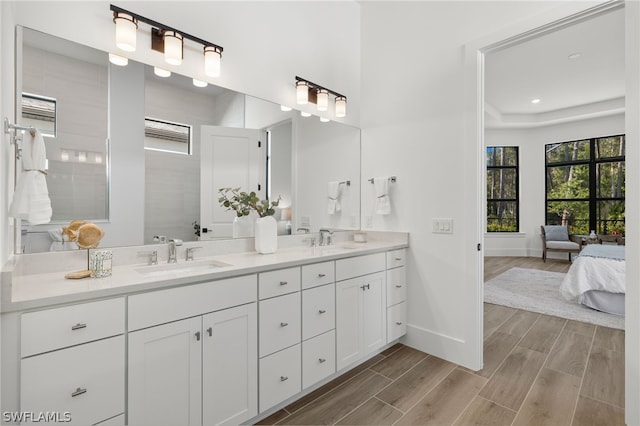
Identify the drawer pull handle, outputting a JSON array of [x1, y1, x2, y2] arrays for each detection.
[[395, 285, 403, 288], [318, 273, 326, 278], [195, 331, 201, 341], [280, 376, 289, 382], [206, 327, 213, 337], [318, 309, 327, 314], [280, 322, 289, 327], [71, 387, 87, 397], [280, 281, 288, 286], [318, 358, 326, 363], [396, 321, 403, 325], [360, 284, 370, 291], [71, 323, 87, 331], [395, 257, 402, 261]]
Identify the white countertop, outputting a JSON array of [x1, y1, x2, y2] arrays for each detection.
[[2, 237, 408, 313]]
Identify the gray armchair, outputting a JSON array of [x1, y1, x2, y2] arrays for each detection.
[[541, 225, 581, 262]]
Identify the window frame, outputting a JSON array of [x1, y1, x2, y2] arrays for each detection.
[[144, 117, 192, 155], [486, 146, 520, 233]]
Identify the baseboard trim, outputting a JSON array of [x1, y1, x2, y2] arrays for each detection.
[[403, 323, 481, 370]]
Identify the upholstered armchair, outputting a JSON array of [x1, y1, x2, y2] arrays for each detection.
[[540, 225, 581, 262]]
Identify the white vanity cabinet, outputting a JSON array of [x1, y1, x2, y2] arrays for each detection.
[[20, 298, 125, 426], [335, 253, 387, 370], [386, 249, 407, 342], [127, 275, 257, 426]]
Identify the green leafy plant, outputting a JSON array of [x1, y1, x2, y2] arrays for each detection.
[[218, 187, 281, 218]]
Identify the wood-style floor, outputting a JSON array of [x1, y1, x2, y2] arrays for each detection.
[[256, 257, 625, 426]]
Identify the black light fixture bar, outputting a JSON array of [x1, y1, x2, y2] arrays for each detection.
[[295, 76, 346, 100], [110, 4, 223, 53]]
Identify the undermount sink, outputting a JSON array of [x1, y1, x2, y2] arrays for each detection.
[[135, 259, 232, 277]]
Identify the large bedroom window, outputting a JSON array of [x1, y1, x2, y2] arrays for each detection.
[[545, 135, 625, 235], [487, 146, 519, 232]]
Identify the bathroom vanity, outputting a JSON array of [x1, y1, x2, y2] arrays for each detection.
[[0, 232, 408, 425]]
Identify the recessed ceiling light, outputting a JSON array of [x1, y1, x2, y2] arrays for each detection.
[[531, 98, 541, 104], [192, 78, 208, 88], [280, 105, 292, 112], [568, 52, 582, 60]]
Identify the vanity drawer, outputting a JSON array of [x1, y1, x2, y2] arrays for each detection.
[[21, 298, 125, 357], [386, 266, 407, 307], [302, 283, 335, 340], [259, 267, 301, 299], [259, 292, 301, 357], [21, 335, 125, 426], [387, 302, 407, 343], [386, 249, 406, 269], [335, 253, 385, 281], [128, 275, 256, 331], [259, 344, 301, 412], [302, 330, 336, 389], [302, 261, 335, 290]]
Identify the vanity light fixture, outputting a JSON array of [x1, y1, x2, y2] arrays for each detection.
[[110, 4, 224, 76], [109, 53, 128, 66], [154, 67, 171, 77], [295, 76, 347, 117], [193, 78, 208, 88], [113, 11, 138, 52]]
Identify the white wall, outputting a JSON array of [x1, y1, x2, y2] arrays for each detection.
[[484, 114, 625, 257]]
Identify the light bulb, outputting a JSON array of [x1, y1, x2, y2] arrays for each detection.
[[335, 96, 347, 117], [296, 81, 309, 105], [300, 111, 311, 117], [280, 105, 292, 112], [317, 89, 329, 111], [109, 53, 128, 66], [320, 116, 330, 123], [114, 12, 137, 52], [154, 67, 171, 77], [163, 31, 183, 66], [204, 46, 222, 77], [193, 78, 208, 88]]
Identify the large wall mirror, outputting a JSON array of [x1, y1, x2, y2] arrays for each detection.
[[16, 27, 361, 254]]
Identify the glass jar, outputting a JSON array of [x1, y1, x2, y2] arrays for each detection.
[[89, 249, 113, 278]]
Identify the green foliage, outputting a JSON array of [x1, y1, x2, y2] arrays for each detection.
[[217, 187, 281, 218]]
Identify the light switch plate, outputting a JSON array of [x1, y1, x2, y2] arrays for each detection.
[[432, 218, 453, 234]]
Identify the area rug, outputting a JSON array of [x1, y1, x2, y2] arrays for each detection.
[[485, 267, 624, 330]]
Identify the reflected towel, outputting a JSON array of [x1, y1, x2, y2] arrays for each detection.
[[9, 129, 52, 224], [374, 177, 391, 215], [48, 228, 77, 251], [328, 181, 341, 215]]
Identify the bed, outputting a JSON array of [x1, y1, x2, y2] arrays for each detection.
[[560, 244, 625, 316]]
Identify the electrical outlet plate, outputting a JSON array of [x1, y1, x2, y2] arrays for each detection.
[[432, 218, 453, 234]]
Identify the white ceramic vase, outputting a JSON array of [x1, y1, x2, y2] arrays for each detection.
[[255, 216, 277, 254], [233, 215, 254, 238]]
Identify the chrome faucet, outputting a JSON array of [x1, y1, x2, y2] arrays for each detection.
[[168, 239, 183, 263], [319, 229, 333, 246], [186, 246, 202, 261]]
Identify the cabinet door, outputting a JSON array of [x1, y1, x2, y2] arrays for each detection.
[[362, 272, 387, 354], [336, 277, 363, 370], [21, 336, 124, 426], [128, 317, 202, 426], [202, 303, 257, 426]]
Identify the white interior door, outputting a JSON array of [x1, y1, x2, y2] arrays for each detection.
[[200, 126, 265, 237]]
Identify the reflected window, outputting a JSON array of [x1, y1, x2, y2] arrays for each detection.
[[545, 135, 625, 235], [144, 117, 192, 155], [21, 92, 56, 137], [486, 146, 519, 232]]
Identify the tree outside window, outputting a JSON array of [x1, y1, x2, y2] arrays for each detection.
[[487, 146, 519, 232]]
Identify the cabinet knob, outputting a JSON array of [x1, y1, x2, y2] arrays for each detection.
[[318, 358, 326, 364], [280, 322, 289, 327], [195, 331, 201, 341], [318, 309, 327, 314], [71, 387, 87, 397], [396, 321, 403, 326], [206, 327, 213, 337], [395, 285, 402, 288], [280, 376, 289, 382], [318, 273, 326, 278], [279, 281, 288, 286], [395, 257, 402, 261], [71, 323, 87, 331]]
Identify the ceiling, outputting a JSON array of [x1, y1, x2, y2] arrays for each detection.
[[484, 7, 625, 129]]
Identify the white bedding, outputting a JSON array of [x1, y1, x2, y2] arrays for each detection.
[[560, 245, 625, 303]]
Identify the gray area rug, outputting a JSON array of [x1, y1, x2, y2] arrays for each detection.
[[485, 267, 624, 330]]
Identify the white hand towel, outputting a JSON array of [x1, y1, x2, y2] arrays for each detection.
[[327, 181, 341, 215], [9, 129, 52, 225], [374, 177, 391, 215]]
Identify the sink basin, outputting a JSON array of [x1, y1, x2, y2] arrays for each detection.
[[135, 259, 232, 277]]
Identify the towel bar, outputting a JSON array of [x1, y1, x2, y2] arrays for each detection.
[[368, 176, 397, 184]]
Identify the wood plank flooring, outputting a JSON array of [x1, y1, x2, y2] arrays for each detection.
[[256, 257, 624, 425]]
